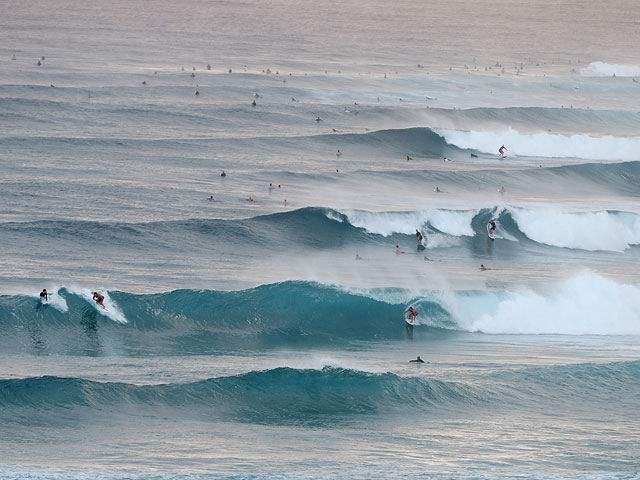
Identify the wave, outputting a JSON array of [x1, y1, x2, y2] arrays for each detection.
[[580, 61, 640, 77], [1, 274, 639, 342], [0, 368, 479, 423], [435, 127, 640, 161], [2, 204, 639, 254], [332, 206, 640, 252], [423, 106, 640, 136], [432, 273, 640, 335], [2, 360, 638, 422], [508, 207, 640, 252]]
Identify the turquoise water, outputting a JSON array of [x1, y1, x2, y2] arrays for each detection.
[[1, 0, 640, 478]]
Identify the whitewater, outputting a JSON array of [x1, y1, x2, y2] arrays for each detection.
[[1, 0, 640, 478]]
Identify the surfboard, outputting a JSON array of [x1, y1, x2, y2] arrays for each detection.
[[487, 224, 495, 240], [405, 314, 416, 326], [417, 243, 426, 251]]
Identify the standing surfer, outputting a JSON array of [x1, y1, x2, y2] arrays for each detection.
[[404, 306, 419, 323]]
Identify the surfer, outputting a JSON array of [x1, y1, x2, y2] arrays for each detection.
[[395, 245, 405, 254], [251, 100, 256, 106], [498, 186, 506, 194], [220, 170, 226, 177], [283, 199, 288, 206], [336, 150, 342, 158], [247, 196, 255, 202], [487, 219, 497, 235], [409, 355, 425, 363], [404, 306, 418, 323], [406, 155, 413, 161], [498, 145, 507, 157], [39, 289, 48, 302], [92, 292, 105, 308], [434, 187, 441, 193], [480, 264, 491, 271], [269, 183, 275, 190], [315, 116, 322, 122], [207, 196, 214, 201], [415, 229, 424, 245]]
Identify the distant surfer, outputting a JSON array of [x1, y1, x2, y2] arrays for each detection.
[[315, 116, 322, 122], [498, 145, 507, 157], [470, 153, 478, 158], [269, 183, 275, 190], [336, 149, 342, 158], [251, 99, 256, 106], [39, 289, 48, 302], [207, 195, 214, 201], [409, 355, 424, 363], [395, 245, 405, 254], [415, 229, 424, 245], [355, 254, 362, 260], [92, 292, 105, 309], [406, 155, 413, 161], [434, 187, 441, 193], [480, 264, 491, 271], [486, 219, 497, 235], [404, 306, 418, 323], [220, 170, 226, 177], [283, 199, 288, 206], [247, 196, 255, 202], [498, 186, 506, 194]]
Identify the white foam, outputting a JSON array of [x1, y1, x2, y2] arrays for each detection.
[[510, 207, 640, 252], [580, 61, 640, 77], [334, 209, 476, 237], [67, 288, 128, 324], [435, 127, 640, 161], [440, 273, 640, 335]]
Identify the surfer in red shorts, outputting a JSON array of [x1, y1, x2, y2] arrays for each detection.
[[92, 292, 105, 308]]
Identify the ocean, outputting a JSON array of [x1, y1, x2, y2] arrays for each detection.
[[1, 0, 640, 478]]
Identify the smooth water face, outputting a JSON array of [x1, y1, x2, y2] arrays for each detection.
[[1, 0, 640, 478]]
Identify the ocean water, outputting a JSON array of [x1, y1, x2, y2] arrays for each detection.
[[1, 0, 640, 478]]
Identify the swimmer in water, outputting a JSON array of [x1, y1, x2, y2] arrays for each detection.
[[336, 150, 342, 158], [395, 245, 405, 254], [220, 171, 226, 177], [247, 197, 255, 202], [207, 196, 214, 201], [409, 355, 424, 363]]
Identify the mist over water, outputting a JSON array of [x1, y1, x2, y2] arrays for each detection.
[[1, 0, 640, 478]]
